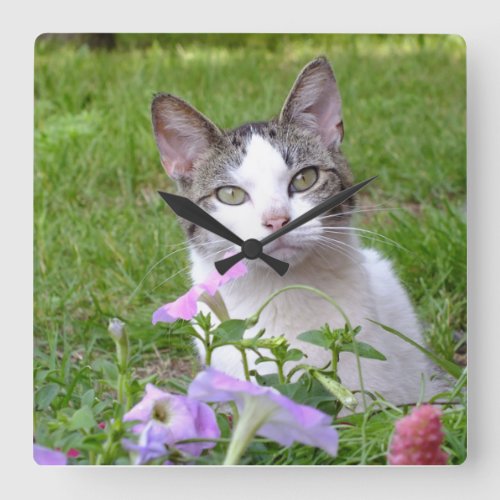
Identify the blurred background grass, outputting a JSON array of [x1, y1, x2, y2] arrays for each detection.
[[34, 33, 466, 378]]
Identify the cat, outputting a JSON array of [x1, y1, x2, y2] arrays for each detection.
[[151, 56, 445, 407]]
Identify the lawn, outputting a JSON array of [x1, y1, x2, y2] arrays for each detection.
[[34, 34, 466, 465]]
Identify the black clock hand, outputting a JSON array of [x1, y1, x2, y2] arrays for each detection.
[[158, 192, 289, 275], [159, 191, 244, 246], [261, 176, 377, 246], [214, 249, 289, 276], [215, 176, 377, 275]]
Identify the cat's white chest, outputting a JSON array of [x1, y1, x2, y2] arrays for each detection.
[[189, 245, 442, 405], [191, 247, 375, 373]]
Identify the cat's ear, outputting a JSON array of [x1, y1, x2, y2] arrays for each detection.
[[151, 94, 222, 179], [280, 57, 344, 149]]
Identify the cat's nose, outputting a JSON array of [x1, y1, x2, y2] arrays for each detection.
[[263, 216, 290, 232]]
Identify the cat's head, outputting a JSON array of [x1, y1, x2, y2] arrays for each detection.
[[151, 57, 354, 266]]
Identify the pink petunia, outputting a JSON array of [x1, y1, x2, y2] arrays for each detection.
[[388, 405, 449, 465], [152, 259, 247, 325]]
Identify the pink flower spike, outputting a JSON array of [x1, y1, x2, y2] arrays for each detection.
[[98, 421, 106, 430], [66, 448, 80, 458], [152, 259, 247, 325], [388, 405, 449, 465]]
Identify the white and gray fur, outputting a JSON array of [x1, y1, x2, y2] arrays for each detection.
[[151, 57, 446, 408]]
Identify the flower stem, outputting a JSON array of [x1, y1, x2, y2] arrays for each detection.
[[117, 373, 128, 409], [253, 285, 351, 328], [277, 362, 285, 385], [351, 336, 368, 412], [252, 284, 367, 410], [331, 347, 338, 375], [204, 328, 212, 366], [205, 342, 212, 366], [239, 348, 250, 381], [223, 399, 272, 465]]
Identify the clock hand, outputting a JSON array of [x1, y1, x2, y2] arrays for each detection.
[[158, 191, 244, 246], [214, 245, 289, 276], [261, 176, 377, 246], [158, 192, 289, 275], [214, 176, 377, 275]]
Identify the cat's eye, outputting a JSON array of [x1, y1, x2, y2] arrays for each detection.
[[216, 186, 247, 205], [290, 167, 319, 193]]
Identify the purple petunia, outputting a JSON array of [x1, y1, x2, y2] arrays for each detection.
[[188, 368, 339, 462], [122, 383, 220, 464], [152, 259, 247, 325], [33, 444, 67, 466]]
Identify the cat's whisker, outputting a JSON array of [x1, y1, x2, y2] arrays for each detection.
[[188, 238, 230, 252], [166, 234, 203, 248], [149, 264, 192, 293], [317, 206, 400, 221], [322, 226, 406, 250], [128, 244, 192, 301], [315, 234, 364, 255], [324, 230, 405, 251], [307, 224, 405, 250], [313, 238, 360, 266], [311, 244, 348, 268], [130, 238, 230, 300], [319, 230, 403, 251], [150, 244, 234, 293]]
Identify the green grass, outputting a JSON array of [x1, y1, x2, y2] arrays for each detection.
[[34, 34, 466, 465]]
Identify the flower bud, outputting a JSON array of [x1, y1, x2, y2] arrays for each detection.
[[108, 318, 125, 341]]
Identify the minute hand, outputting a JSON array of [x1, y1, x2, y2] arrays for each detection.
[[261, 176, 377, 246]]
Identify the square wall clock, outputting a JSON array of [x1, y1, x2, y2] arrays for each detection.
[[34, 34, 466, 466]]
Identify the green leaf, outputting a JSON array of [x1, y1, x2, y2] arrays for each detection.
[[285, 348, 304, 362], [212, 319, 247, 344], [297, 330, 331, 349], [35, 383, 60, 410], [81, 389, 95, 407], [92, 359, 118, 382], [242, 336, 287, 350], [341, 341, 386, 361], [215, 413, 232, 439], [311, 371, 358, 410], [274, 378, 339, 411], [369, 319, 462, 379], [69, 406, 97, 431], [254, 356, 276, 365], [251, 371, 280, 387]]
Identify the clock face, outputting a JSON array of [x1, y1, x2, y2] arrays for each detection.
[[34, 34, 466, 468]]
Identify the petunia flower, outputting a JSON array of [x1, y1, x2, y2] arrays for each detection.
[[33, 444, 67, 466], [188, 368, 339, 465], [388, 404, 448, 465], [122, 421, 169, 465], [122, 383, 220, 464], [152, 259, 247, 325]]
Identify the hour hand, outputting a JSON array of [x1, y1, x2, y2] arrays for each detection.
[[215, 248, 289, 276], [158, 192, 244, 246]]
